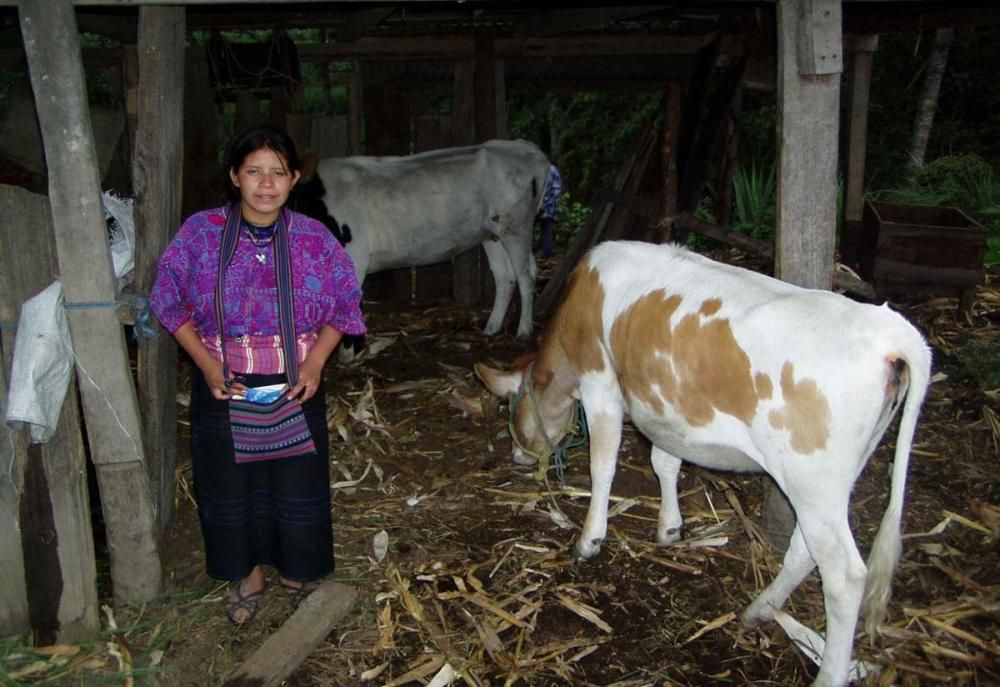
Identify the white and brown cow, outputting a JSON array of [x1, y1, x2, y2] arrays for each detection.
[[476, 241, 931, 687], [299, 139, 550, 342]]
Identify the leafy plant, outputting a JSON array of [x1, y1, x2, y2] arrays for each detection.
[[954, 339, 1000, 391], [731, 160, 776, 240]]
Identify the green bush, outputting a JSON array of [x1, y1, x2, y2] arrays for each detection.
[[954, 339, 1000, 391]]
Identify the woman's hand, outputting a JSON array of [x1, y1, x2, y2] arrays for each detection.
[[203, 359, 247, 400], [288, 357, 324, 402], [171, 322, 247, 400]]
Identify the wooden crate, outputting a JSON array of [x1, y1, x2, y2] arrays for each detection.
[[861, 200, 987, 313]]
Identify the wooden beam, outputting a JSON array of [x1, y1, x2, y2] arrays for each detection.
[[18, 0, 162, 605], [841, 34, 877, 270], [513, 5, 672, 38], [337, 5, 397, 43], [222, 580, 358, 687], [296, 34, 709, 62], [132, 5, 184, 534]]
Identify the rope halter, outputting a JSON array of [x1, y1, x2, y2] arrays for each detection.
[[507, 362, 587, 486]]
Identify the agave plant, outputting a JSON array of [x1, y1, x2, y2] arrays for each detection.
[[732, 160, 776, 240]]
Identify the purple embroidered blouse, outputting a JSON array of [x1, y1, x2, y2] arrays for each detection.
[[150, 206, 366, 347]]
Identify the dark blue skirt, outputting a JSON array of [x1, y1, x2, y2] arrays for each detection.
[[190, 370, 333, 582]]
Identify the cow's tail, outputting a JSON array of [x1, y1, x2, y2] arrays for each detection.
[[862, 327, 932, 642]]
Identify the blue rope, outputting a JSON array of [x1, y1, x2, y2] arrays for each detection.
[[63, 294, 160, 343]]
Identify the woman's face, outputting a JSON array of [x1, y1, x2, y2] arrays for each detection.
[[229, 146, 300, 225]]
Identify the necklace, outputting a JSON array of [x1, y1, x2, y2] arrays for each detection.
[[242, 219, 277, 263]]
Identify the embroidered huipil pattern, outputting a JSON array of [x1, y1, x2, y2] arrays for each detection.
[[150, 207, 366, 374]]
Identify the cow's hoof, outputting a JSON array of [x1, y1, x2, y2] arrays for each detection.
[[656, 526, 683, 546], [740, 601, 775, 627], [483, 323, 501, 337], [514, 328, 532, 341], [512, 449, 537, 466], [575, 538, 602, 559]]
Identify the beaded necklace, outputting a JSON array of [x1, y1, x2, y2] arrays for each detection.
[[242, 218, 277, 263]]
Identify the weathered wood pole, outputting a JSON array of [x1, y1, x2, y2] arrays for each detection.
[[769, 0, 843, 549], [133, 5, 184, 536], [18, 0, 162, 604], [841, 35, 878, 271]]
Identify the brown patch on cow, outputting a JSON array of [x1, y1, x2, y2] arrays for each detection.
[[755, 372, 773, 401], [610, 290, 681, 415], [699, 298, 723, 316], [671, 311, 758, 425], [544, 261, 606, 374], [767, 362, 831, 454], [609, 291, 757, 426]]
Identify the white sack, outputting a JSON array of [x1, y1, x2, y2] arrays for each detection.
[[103, 190, 135, 286], [5, 281, 73, 443]]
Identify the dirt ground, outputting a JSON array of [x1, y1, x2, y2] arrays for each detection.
[[17, 251, 997, 686]]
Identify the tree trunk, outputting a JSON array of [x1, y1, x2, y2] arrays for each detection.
[[907, 28, 954, 174]]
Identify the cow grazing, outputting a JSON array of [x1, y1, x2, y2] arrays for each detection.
[[295, 139, 550, 347], [475, 241, 931, 687]]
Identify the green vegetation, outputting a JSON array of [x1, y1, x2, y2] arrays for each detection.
[[954, 339, 1000, 391]]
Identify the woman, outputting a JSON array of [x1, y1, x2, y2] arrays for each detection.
[[151, 126, 365, 623]]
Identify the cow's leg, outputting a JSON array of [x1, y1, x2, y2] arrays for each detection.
[[742, 525, 815, 625], [481, 239, 517, 336], [650, 446, 684, 545], [576, 408, 624, 559], [490, 232, 536, 340], [799, 510, 867, 687], [752, 492, 865, 687]]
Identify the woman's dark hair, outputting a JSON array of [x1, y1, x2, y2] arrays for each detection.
[[224, 125, 301, 202]]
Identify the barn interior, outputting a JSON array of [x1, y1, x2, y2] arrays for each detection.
[[0, 1, 998, 685]]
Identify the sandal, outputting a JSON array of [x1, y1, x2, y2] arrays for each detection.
[[225, 580, 265, 624], [280, 579, 320, 609]]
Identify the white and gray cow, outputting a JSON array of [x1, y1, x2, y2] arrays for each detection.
[[296, 139, 550, 349]]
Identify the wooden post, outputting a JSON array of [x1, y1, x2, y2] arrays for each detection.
[[657, 83, 682, 243], [184, 45, 220, 216], [133, 5, 184, 535], [0, 185, 99, 643], [769, 0, 843, 549], [841, 35, 878, 271], [450, 59, 481, 309], [18, 0, 162, 605], [347, 60, 364, 156]]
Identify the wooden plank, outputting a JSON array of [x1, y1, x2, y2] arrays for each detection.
[[450, 58, 482, 309], [0, 184, 99, 642], [840, 35, 877, 270], [222, 580, 358, 687], [19, 0, 162, 605], [347, 61, 364, 156], [133, 5, 184, 535], [657, 82, 682, 243], [796, 0, 843, 75], [0, 336, 29, 637], [184, 46, 220, 216]]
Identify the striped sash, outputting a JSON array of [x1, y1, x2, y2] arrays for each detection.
[[216, 204, 317, 463]]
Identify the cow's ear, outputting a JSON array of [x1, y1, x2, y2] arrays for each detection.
[[474, 363, 521, 398], [300, 152, 320, 181]]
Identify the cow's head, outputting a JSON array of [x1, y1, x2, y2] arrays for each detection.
[[288, 152, 353, 246], [475, 357, 577, 468]]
